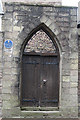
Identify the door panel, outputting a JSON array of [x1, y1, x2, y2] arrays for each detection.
[[21, 54, 59, 107], [40, 56, 59, 107], [22, 55, 40, 106]]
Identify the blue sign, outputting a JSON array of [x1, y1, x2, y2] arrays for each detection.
[[4, 40, 13, 49]]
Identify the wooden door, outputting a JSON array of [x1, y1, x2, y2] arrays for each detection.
[[21, 54, 59, 107], [21, 54, 40, 107], [40, 56, 59, 107]]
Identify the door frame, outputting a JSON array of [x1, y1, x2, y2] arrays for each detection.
[[20, 23, 60, 110], [20, 51, 60, 110]]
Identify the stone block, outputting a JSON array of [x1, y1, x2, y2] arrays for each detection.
[[4, 24, 13, 32], [14, 5, 23, 11], [2, 109, 13, 118], [71, 16, 77, 22], [12, 68, 18, 74], [12, 62, 18, 68], [4, 32, 13, 39], [63, 22, 70, 27], [70, 52, 78, 59], [12, 32, 20, 39], [43, 7, 53, 12], [20, 5, 31, 12], [4, 19, 12, 26], [44, 12, 56, 17], [60, 107, 72, 117], [20, 111, 61, 118], [2, 101, 12, 109], [70, 59, 78, 64], [13, 26, 23, 32], [13, 51, 19, 57], [62, 64, 70, 71], [59, 13, 69, 17], [0, 87, 2, 94], [70, 75, 78, 82], [4, 62, 12, 68], [70, 95, 78, 106], [28, 23, 35, 30], [7, 107, 20, 117], [70, 88, 78, 95], [61, 88, 70, 97], [3, 68, 12, 74], [70, 70, 78, 76], [2, 86, 11, 94], [45, 18, 52, 27], [0, 72, 2, 78], [70, 9, 77, 16], [6, 5, 14, 12], [3, 76, 11, 82], [61, 100, 71, 107], [40, 15, 47, 23], [49, 22, 56, 30], [61, 27, 70, 32], [62, 70, 70, 76], [2, 94, 11, 101], [62, 82, 70, 87], [3, 56, 13, 62], [70, 107, 78, 117], [2, 80, 12, 88], [63, 17, 69, 22], [62, 106, 78, 117], [61, 92, 70, 101], [2, 87, 11, 94], [58, 17, 64, 22], [70, 82, 78, 88], [70, 63, 78, 69], [54, 28, 61, 36], [3, 13, 13, 20], [70, 22, 77, 28], [4, 51, 12, 57]]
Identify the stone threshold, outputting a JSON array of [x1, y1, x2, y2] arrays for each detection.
[[21, 111, 59, 113], [1, 118, 79, 120], [21, 107, 58, 111]]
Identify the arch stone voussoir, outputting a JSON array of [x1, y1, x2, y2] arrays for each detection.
[[45, 18, 53, 27], [40, 15, 48, 23], [40, 15, 65, 52], [19, 15, 66, 55], [40, 15, 61, 36]]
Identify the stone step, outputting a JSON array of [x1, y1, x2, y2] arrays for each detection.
[[1, 118, 79, 120]]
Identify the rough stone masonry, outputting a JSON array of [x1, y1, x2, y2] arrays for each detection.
[[0, 1, 78, 118]]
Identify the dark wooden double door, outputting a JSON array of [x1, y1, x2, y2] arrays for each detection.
[[21, 54, 59, 107]]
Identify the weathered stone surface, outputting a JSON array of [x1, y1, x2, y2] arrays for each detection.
[[70, 82, 78, 88], [70, 63, 78, 69], [62, 76, 70, 82], [1, 2, 78, 119], [0, 33, 3, 117]]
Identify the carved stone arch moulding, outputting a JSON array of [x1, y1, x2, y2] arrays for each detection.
[[24, 29, 57, 54], [19, 16, 66, 56], [20, 23, 62, 57]]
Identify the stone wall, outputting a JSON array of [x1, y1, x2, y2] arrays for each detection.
[[78, 36, 80, 116], [2, 0, 62, 6], [77, 1, 80, 116], [1, 2, 78, 118], [0, 32, 4, 118]]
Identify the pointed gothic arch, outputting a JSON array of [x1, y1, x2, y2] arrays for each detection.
[[20, 23, 60, 108], [21, 23, 60, 55]]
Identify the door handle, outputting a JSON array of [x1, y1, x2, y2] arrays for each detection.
[[43, 79, 47, 83]]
